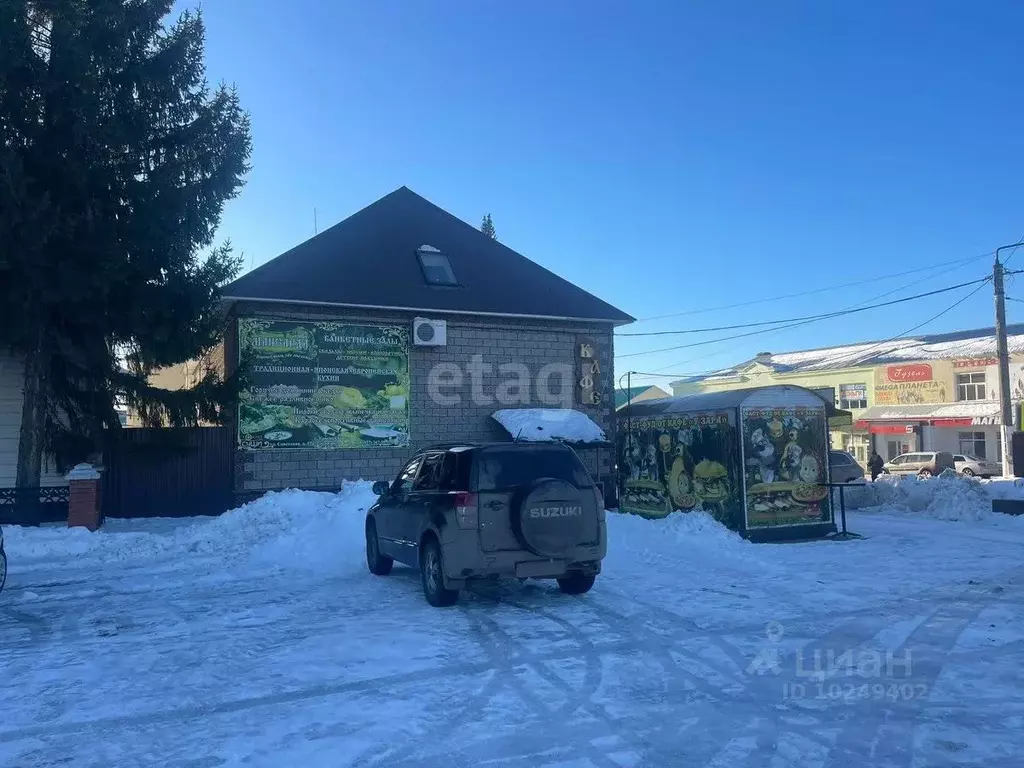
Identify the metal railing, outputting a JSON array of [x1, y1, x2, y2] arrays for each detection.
[[0, 486, 70, 526]]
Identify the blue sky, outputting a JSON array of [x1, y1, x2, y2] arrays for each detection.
[[187, 1, 1024, 386]]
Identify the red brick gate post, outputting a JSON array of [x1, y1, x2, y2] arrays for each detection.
[[67, 463, 102, 531]]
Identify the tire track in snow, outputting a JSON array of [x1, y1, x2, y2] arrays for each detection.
[[823, 565, 1024, 768]]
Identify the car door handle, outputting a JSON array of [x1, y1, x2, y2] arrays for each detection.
[[487, 500, 505, 510]]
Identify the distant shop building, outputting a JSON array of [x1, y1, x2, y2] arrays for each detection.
[[220, 187, 633, 498], [671, 325, 1024, 465]]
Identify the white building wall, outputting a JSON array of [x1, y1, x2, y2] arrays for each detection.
[[0, 352, 66, 487], [924, 424, 1001, 460]]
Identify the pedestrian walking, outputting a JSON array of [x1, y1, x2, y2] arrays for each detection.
[[869, 452, 884, 482]]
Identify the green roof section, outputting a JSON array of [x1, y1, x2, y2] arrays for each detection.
[[614, 385, 658, 409]]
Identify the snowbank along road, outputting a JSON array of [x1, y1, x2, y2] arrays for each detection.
[[1, 476, 1023, 767]]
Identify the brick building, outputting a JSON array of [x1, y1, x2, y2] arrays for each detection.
[[221, 187, 633, 497]]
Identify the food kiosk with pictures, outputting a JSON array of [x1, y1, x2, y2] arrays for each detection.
[[617, 385, 842, 542]]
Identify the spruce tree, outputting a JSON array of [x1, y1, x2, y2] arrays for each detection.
[[480, 213, 496, 240], [0, 1, 252, 486]]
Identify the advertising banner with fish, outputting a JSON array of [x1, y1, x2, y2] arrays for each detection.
[[617, 412, 742, 530], [740, 406, 831, 528], [237, 319, 410, 449]]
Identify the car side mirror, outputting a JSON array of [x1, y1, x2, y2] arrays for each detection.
[[372, 480, 390, 496]]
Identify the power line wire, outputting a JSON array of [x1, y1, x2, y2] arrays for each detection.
[[631, 251, 992, 323], [626, 258, 992, 376], [619, 237, 1021, 379], [617, 278, 988, 338], [626, 280, 992, 380], [820, 279, 992, 370], [1001, 241, 1024, 266], [616, 277, 988, 357]]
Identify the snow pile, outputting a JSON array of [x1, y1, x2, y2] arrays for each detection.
[[2, 524, 103, 560], [3, 482, 377, 571], [984, 477, 1024, 500], [845, 473, 998, 521], [608, 508, 760, 566], [246, 484, 375, 572], [491, 408, 606, 443]]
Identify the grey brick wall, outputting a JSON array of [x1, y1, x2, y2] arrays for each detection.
[[232, 302, 616, 494]]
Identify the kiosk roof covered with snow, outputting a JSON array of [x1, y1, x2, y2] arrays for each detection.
[[618, 385, 839, 542]]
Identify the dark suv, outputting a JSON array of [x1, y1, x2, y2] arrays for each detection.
[[365, 442, 606, 607]]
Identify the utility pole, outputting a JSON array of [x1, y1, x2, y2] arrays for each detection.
[[994, 242, 1024, 477]]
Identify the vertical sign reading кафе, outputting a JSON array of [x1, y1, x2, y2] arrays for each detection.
[[577, 339, 602, 406], [237, 319, 410, 449]]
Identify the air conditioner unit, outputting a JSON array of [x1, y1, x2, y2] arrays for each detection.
[[413, 317, 447, 347]]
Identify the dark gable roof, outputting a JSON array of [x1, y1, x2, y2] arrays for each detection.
[[223, 187, 634, 325]]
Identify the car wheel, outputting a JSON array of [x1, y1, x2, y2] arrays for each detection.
[[557, 572, 596, 595], [420, 537, 458, 607], [918, 469, 932, 478], [365, 519, 393, 576], [961, 468, 975, 477]]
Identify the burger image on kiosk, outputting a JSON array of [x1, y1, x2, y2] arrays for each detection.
[[747, 480, 827, 524], [621, 479, 672, 518], [693, 459, 729, 504]]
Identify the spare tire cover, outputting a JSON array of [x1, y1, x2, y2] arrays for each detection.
[[514, 478, 587, 558]]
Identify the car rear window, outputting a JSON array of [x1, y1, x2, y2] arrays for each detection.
[[829, 451, 852, 465], [475, 447, 592, 491]]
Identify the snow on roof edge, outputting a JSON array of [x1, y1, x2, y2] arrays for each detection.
[[672, 324, 1024, 384]]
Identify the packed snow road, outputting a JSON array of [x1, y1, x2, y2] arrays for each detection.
[[2, 478, 1023, 767]]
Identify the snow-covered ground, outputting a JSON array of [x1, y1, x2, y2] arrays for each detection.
[[2, 479, 1023, 767]]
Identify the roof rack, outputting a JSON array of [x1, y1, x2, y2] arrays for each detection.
[[418, 442, 480, 452]]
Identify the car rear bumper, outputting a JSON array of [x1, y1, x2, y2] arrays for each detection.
[[440, 524, 606, 585]]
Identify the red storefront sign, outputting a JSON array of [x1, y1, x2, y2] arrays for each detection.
[[857, 417, 999, 430], [857, 423, 916, 434], [930, 418, 974, 428], [886, 364, 933, 382], [953, 358, 997, 369]]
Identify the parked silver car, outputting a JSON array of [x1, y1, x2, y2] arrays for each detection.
[[882, 451, 955, 477], [829, 451, 865, 483], [953, 454, 1001, 478]]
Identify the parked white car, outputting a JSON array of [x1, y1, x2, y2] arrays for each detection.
[[953, 454, 1001, 478]]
